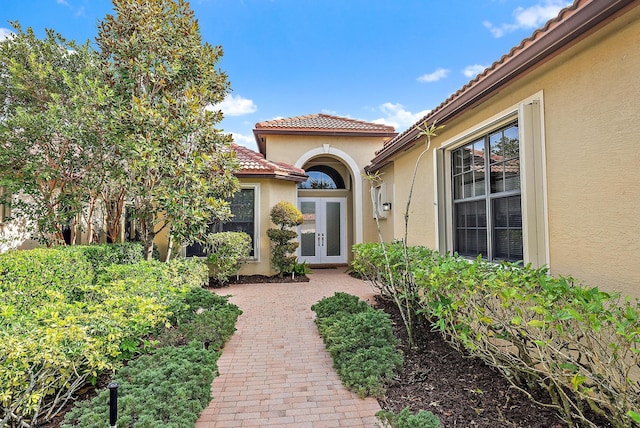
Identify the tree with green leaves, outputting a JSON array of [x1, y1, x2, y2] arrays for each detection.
[[267, 201, 303, 277], [0, 23, 118, 245], [97, 0, 239, 260]]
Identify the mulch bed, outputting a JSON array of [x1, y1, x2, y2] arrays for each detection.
[[374, 295, 569, 428], [208, 273, 310, 288]]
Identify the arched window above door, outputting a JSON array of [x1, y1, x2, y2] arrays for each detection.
[[298, 165, 345, 189]]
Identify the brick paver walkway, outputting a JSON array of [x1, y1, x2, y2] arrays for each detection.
[[195, 269, 382, 427]]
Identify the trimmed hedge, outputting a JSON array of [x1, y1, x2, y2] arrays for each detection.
[[312, 293, 403, 398], [376, 407, 441, 428], [352, 242, 640, 428], [0, 246, 208, 428]]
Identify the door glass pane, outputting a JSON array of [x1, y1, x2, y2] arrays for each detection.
[[325, 202, 341, 257], [300, 201, 316, 257]]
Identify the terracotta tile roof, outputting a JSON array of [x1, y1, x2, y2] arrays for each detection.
[[254, 113, 397, 154], [233, 143, 307, 182], [366, 0, 636, 172], [255, 113, 396, 134]]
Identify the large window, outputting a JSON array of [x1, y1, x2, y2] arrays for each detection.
[[186, 187, 257, 258], [452, 122, 522, 261], [298, 165, 345, 189]]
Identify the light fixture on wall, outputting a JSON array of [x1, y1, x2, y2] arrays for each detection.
[[382, 202, 392, 212]]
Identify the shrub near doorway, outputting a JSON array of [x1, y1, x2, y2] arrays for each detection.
[[267, 201, 303, 277]]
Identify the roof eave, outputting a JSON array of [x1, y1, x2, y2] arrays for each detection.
[[254, 128, 397, 155], [236, 171, 308, 183], [366, 0, 637, 173]]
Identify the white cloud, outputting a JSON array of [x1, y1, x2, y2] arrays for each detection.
[[372, 103, 431, 130], [0, 28, 14, 42], [57, 0, 70, 7], [230, 132, 256, 149], [210, 94, 257, 117], [417, 68, 450, 83], [484, 0, 571, 38], [463, 64, 488, 78]]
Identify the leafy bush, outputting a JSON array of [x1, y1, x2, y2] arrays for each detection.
[[376, 407, 441, 428], [352, 242, 439, 347], [267, 201, 303, 276], [160, 289, 242, 349], [61, 342, 219, 428], [203, 231, 252, 284], [172, 305, 242, 350], [63, 242, 144, 273], [312, 293, 403, 398], [61, 287, 241, 427], [353, 242, 640, 428], [168, 286, 233, 325], [0, 246, 95, 305], [0, 249, 209, 427]]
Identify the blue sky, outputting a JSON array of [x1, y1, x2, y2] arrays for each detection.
[[0, 0, 571, 151]]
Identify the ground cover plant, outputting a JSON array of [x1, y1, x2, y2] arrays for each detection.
[[61, 287, 241, 427], [0, 245, 211, 427], [353, 242, 640, 428], [311, 293, 410, 400], [376, 406, 441, 428]]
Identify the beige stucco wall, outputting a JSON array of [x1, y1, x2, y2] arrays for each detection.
[[370, 5, 640, 296], [263, 133, 390, 257], [235, 178, 299, 276]]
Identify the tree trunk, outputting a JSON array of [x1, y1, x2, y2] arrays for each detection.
[[165, 232, 173, 262]]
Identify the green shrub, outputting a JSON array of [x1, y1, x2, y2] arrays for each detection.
[[267, 201, 303, 276], [376, 407, 441, 428], [354, 242, 640, 428], [269, 200, 303, 227], [312, 293, 403, 398], [175, 305, 242, 350], [0, 246, 95, 305], [203, 231, 252, 284], [61, 342, 219, 428], [168, 286, 233, 325], [311, 291, 370, 323], [0, 250, 208, 427], [64, 242, 144, 272]]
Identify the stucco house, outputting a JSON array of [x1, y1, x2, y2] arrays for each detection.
[[3, 0, 637, 298], [225, 0, 639, 297], [361, 0, 639, 297]]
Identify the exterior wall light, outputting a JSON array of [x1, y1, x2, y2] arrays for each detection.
[[382, 202, 392, 212]]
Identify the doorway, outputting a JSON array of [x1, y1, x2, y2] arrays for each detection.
[[298, 197, 346, 264]]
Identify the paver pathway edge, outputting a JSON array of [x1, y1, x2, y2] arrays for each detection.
[[195, 269, 382, 427]]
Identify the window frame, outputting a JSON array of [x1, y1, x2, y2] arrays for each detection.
[[435, 94, 549, 267], [185, 184, 260, 261], [451, 121, 522, 262]]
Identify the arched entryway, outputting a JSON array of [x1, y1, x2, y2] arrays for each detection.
[[295, 148, 360, 265]]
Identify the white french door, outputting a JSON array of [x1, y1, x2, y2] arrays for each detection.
[[298, 197, 346, 264]]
